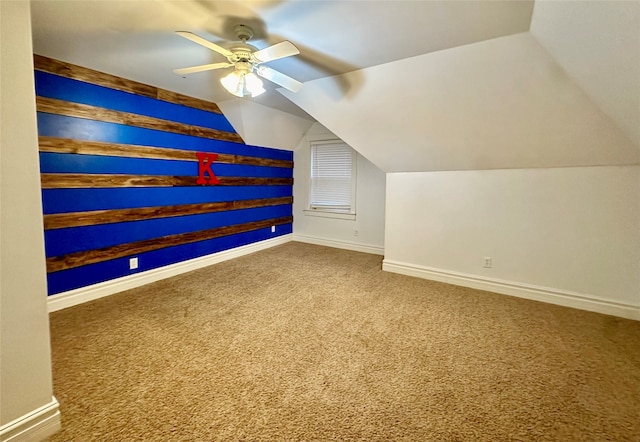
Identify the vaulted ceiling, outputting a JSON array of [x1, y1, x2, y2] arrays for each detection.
[[30, 1, 639, 171]]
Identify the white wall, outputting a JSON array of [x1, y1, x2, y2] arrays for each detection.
[[0, 1, 60, 439], [279, 2, 640, 319], [383, 166, 640, 319], [293, 123, 386, 254]]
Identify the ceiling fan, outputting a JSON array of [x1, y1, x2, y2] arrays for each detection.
[[174, 24, 303, 98]]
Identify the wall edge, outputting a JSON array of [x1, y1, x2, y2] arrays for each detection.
[[382, 259, 640, 320], [47, 234, 293, 312], [292, 234, 384, 256], [0, 397, 60, 442]]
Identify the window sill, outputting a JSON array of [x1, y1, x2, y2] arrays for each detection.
[[303, 209, 356, 221]]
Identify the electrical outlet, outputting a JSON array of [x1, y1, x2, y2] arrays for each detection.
[[354, 229, 359, 237], [483, 257, 492, 268], [129, 257, 139, 270], [271, 225, 276, 233]]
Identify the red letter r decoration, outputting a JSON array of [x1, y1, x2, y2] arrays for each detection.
[[196, 152, 219, 185]]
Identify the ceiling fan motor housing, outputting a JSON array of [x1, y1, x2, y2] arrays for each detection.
[[229, 25, 258, 63], [227, 43, 258, 63], [234, 24, 254, 42]]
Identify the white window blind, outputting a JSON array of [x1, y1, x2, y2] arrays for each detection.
[[309, 141, 355, 213]]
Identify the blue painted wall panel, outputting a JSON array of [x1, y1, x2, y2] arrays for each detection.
[[35, 71, 237, 133], [37, 59, 294, 296], [42, 186, 292, 214], [44, 204, 292, 256], [39, 152, 293, 177], [46, 225, 293, 295], [37, 113, 293, 161]]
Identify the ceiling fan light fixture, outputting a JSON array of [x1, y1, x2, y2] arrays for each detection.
[[220, 71, 243, 97], [245, 72, 266, 97], [176, 30, 301, 96], [220, 70, 265, 98]]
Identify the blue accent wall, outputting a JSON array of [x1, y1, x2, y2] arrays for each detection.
[[35, 59, 293, 295]]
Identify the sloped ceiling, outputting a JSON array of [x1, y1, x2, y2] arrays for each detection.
[[281, 32, 639, 172], [217, 99, 312, 150], [281, 2, 640, 172], [29, 1, 534, 121], [29, 1, 534, 139], [530, 1, 640, 148]]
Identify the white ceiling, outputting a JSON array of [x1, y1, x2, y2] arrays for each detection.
[[282, 32, 639, 172], [530, 0, 640, 150], [30, 0, 534, 121]]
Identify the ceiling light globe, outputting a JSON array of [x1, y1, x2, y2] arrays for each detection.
[[221, 72, 244, 97], [245, 72, 265, 97]]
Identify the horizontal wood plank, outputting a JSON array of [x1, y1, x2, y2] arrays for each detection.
[[41, 173, 293, 188], [155, 89, 222, 114], [234, 155, 293, 168], [44, 197, 293, 230], [39, 137, 293, 168], [34, 54, 223, 114], [36, 96, 244, 144], [46, 216, 293, 272]]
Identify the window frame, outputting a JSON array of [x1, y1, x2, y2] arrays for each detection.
[[304, 139, 357, 221]]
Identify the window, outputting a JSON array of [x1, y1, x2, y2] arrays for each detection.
[[308, 140, 356, 218]]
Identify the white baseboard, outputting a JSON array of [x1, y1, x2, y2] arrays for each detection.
[[48, 234, 293, 312], [292, 234, 384, 255], [0, 397, 60, 442], [382, 259, 640, 321]]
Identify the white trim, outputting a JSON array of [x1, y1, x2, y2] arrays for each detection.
[[0, 397, 60, 442], [48, 235, 293, 312], [292, 234, 384, 256], [382, 259, 640, 321], [302, 209, 356, 220]]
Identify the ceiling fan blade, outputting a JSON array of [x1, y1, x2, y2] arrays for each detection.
[[252, 41, 300, 63], [256, 66, 303, 93], [176, 31, 234, 58], [173, 62, 234, 75]]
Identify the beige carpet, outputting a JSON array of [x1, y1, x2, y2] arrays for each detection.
[[47, 242, 640, 441]]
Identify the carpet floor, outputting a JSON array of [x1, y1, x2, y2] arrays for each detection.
[[46, 242, 640, 441]]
